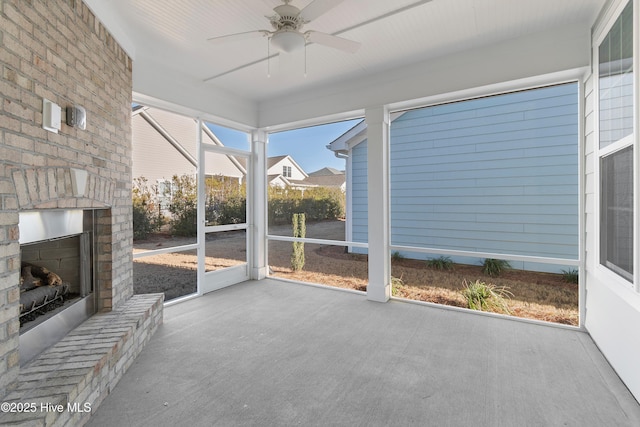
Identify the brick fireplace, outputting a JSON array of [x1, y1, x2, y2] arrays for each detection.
[[1, 0, 162, 415]]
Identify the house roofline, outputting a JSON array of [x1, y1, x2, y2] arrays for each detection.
[[269, 155, 309, 179], [328, 112, 405, 152]]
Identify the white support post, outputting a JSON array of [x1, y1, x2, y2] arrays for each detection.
[[251, 129, 269, 280], [196, 119, 205, 295], [366, 106, 391, 302]]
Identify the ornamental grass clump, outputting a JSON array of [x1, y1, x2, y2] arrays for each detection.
[[482, 258, 511, 277], [426, 256, 454, 271], [461, 279, 512, 314], [291, 213, 306, 272], [561, 268, 579, 284]]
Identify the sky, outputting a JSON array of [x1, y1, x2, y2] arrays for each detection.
[[207, 118, 362, 173]]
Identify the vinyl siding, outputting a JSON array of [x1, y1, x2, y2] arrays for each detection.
[[132, 115, 197, 182], [351, 83, 579, 271], [351, 141, 368, 249], [132, 108, 245, 184]]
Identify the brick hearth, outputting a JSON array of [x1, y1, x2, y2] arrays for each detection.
[[0, 294, 163, 426]]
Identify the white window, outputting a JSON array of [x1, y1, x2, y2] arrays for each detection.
[[156, 179, 175, 211], [283, 165, 292, 178], [597, 0, 635, 283]]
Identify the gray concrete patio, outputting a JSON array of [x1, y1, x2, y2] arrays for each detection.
[[87, 279, 640, 426]]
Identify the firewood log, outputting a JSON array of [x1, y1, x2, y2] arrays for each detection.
[[21, 263, 62, 286], [20, 265, 42, 292]]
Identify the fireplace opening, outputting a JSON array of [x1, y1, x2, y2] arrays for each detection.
[[19, 233, 91, 331], [18, 209, 102, 365]]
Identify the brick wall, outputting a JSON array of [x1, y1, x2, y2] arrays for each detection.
[[0, 0, 133, 397]]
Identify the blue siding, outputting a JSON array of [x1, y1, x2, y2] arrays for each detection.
[[351, 142, 368, 250], [351, 83, 579, 271]]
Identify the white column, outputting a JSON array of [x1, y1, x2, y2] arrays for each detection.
[[250, 129, 268, 280], [366, 106, 391, 302], [196, 119, 205, 295]]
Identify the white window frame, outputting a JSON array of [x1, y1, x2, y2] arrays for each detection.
[[156, 178, 176, 211], [593, 0, 638, 292]]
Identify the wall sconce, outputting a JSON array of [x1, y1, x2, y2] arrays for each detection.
[[66, 105, 86, 130]]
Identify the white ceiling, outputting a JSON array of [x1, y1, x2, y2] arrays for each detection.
[[85, 0, 607, 129]]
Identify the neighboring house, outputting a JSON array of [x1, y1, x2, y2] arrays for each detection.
[[329, 83, 579, 273], [132, 106, 247, 192], [266, 155, 309, 188], [133, 109, 341, 204], [306, 167, 347, 192]]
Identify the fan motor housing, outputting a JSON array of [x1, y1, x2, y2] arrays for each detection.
[[272, 3, 304, 30]]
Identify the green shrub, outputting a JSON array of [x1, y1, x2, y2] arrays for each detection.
[[461, 280, 512, 314], [268, 186, 345, 225], [482, 258, 511, 277], [217, 196, 246, 225], [426, 256, 454, 270], [291, 213, 306, 271], [205, 176, 246, 225], [132, 177, 162, 240], [391, 275, 404, 296], [391, 251, 405, 262], [168, 174, 198, 237], [132, 201, 154, 240], [561, 268, 579, 284]]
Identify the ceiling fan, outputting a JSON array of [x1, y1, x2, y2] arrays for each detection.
[[207, 0, 361, 54], [203, 0, 434, 82]]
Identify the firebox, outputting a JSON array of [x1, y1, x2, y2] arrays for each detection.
[[18, 209, 101, 365]]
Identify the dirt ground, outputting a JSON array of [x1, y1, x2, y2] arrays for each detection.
[[133, 220, 579, 325]]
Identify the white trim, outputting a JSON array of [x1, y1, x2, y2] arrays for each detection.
[[197, 119, 206, 296], [201, 264, 249, 294], [578, 77, 587, 327], [133, 244, 198, 259], [389, 245, 579, 267], [163, 292, 200, 307], [205, 223, 248, 233], [267, 234, 368, 248], [635, 0, 640, 292], [132, 91, 256, 133], [388, 68, 588, 114], [200, 142, 251, 159], [593, 0, 632, 46], [262, 110, 364, 133], [268, 277, 367, 296]]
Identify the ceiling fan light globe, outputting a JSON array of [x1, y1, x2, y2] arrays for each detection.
[[271, 30, 305, 53]]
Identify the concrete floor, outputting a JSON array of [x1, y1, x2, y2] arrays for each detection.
[[88, 279, 640, 426]]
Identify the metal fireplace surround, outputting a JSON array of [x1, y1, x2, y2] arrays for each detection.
[[18, 209, 99, 365]]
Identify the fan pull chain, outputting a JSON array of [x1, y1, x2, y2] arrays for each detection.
[[267, 37, 271, 78], [304, 42, 307, 77]]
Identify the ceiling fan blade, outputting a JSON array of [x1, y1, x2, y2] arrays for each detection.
[[305, 31, 361, 53], [299, 0, 344, 22], [207, 30, 270, 44]]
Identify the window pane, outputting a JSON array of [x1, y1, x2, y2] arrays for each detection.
[[600, 146, 634, 280], [599, 1, 634, 148]]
